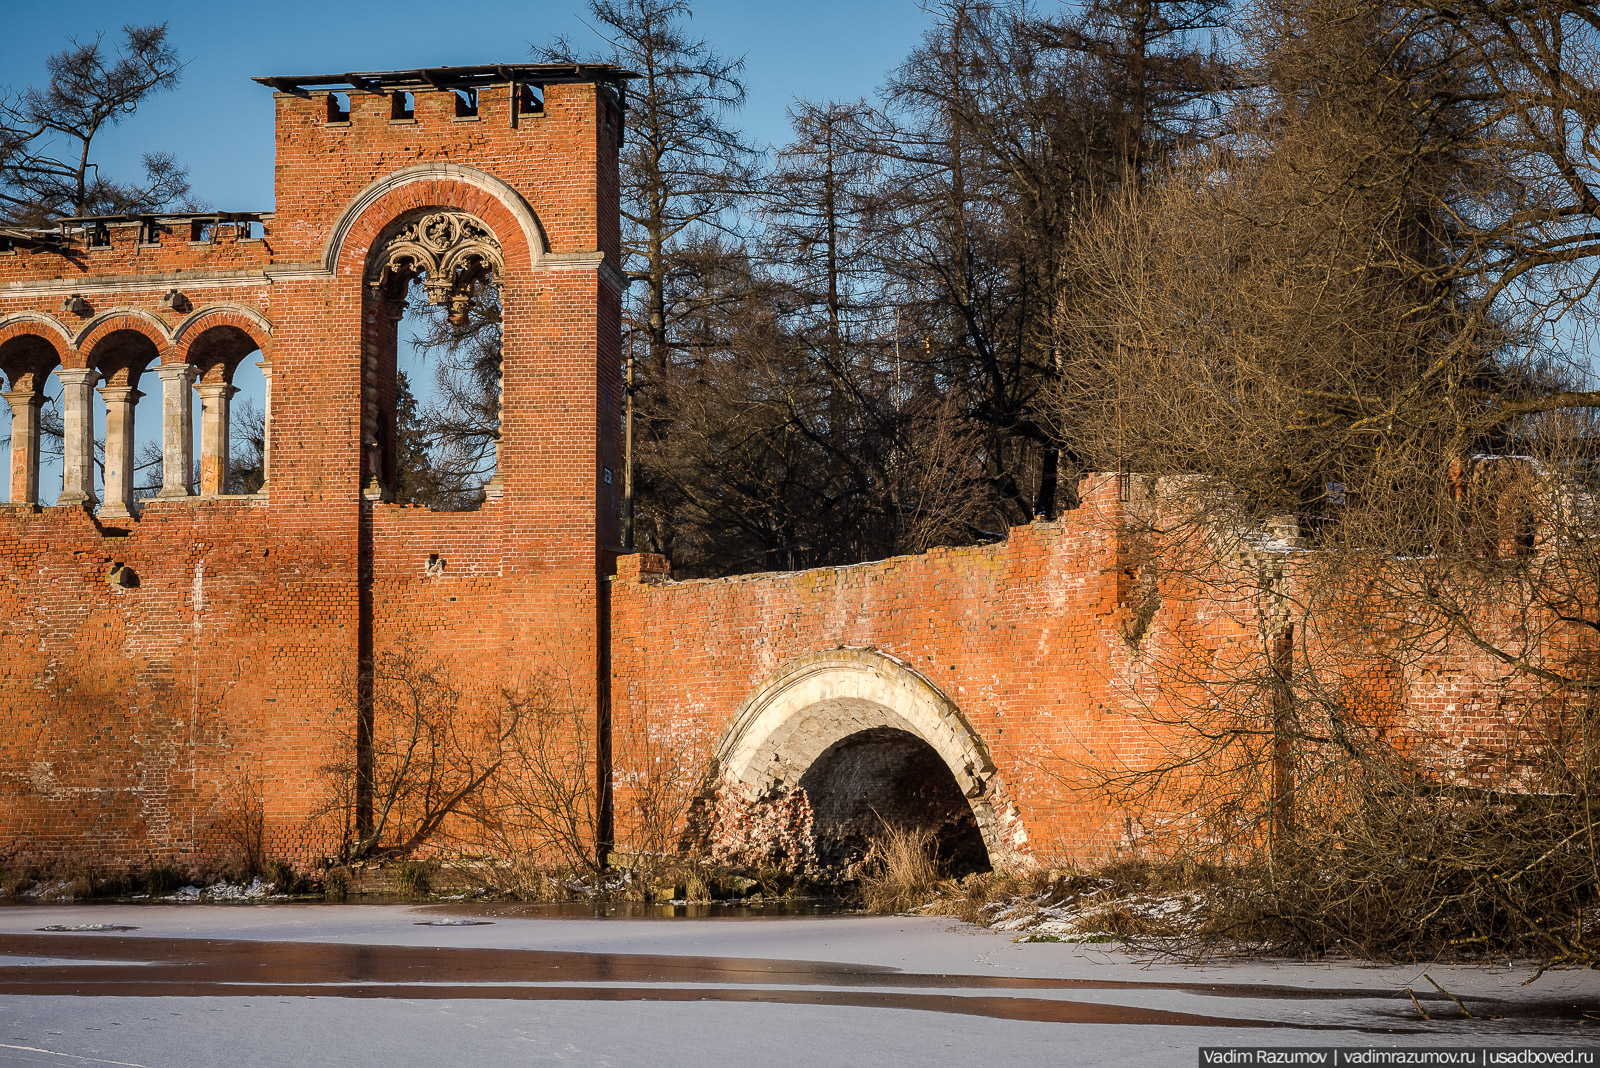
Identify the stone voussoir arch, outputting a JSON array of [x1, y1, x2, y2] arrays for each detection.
[[171, 303, 274, 366], [716, 646, 1021, 866], [325, 162, 549, 279]]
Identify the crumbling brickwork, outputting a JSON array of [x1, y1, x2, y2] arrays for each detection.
[[0, 65, 1575, 877]]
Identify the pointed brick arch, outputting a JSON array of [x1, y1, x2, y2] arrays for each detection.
[[717, 648, 1024, 866]]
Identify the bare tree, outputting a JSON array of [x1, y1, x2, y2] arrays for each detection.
[[541, 0, 758, 377], [620, 0, 1230, 575], [0, 23, 190, 225], [1048, 0, 1600, 964], [854, 0, 1226, 524]]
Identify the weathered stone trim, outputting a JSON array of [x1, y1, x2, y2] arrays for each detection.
[[2, 271, 277, 297], [321, 162, 550, 274], [0, 311, 74, 351], [72, 306, 175, 351], [716, 647, 1018, 867], [536, 250, 627, 294]]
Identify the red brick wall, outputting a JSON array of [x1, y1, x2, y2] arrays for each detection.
[[1, 72, 1575, 876], [0, 78, 621, 872], [608, 478, 1153, 863], [607, 474, 1588, 866]]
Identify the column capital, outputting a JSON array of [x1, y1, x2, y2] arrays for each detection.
[[96, 385, 145, 404], [54, 366, 98, 387], [195, 381, 240, 399], [2, 388, 43, 412], [156, 362, 198, 384]]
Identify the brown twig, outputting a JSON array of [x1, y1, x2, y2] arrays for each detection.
[[1422, 973, 1473, 1018]]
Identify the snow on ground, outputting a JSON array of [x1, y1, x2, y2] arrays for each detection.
[[0, 904, 1595, 1067], [165, 878, 276, 903], [0, 995, 1256, 1068]]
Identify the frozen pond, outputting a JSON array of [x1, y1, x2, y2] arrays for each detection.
[[0, 904, 1595, 1066]]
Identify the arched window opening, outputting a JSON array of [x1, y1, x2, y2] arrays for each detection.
[[365, 210, 503, 510], [0, 335, 60, 506], [83, 329, 161, 519], [183, 325, 265, 496]]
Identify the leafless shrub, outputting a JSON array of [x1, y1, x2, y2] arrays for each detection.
[[313, 638, 719, 898], [1043, 0, 1600, 966], [456, 669, 605, 885], [211, 768, 266, 876], [860, 825, 942, 913], [314, 641, 514, 862]]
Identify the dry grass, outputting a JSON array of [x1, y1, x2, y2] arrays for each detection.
[[322, 867, 349, 899], [922, 861, 1209, 940], [860, 826, 943, 913], [393, 860, 433, 898]]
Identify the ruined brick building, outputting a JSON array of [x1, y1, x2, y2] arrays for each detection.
[[0, 66, 1533, 875]]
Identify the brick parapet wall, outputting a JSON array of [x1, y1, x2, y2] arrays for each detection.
[[0, 229, 273, 290]]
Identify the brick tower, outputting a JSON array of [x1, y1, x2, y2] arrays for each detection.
[[0, 65, 630, 867]]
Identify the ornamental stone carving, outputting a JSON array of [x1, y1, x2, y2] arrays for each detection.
[[367, 211, 503, 323]]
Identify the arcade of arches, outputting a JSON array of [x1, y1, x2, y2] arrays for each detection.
[[0, 317, 266, 511]]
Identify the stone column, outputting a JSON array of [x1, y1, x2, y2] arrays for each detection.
[[97, 384, 142, 519], [196, 381, 237, 495], [255, 357, 272, 492], [54, 368, 98, 507], [3, 387, 42, 505], [155, 363, 196, 498]]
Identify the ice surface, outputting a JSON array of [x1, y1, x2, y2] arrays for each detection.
[[0, 904, 1594, 1067]]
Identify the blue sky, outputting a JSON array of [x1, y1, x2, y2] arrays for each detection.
[[0, 1, 940, 501], [0, 0, 938, 214]]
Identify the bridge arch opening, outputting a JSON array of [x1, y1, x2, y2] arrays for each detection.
[[715, 649, 1017, 874], [799, 727, 991, 873]]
